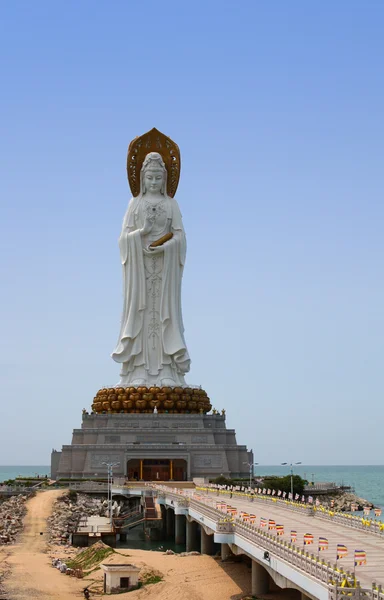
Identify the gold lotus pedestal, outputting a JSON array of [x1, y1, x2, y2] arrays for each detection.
[[91, 386, 211, 415]]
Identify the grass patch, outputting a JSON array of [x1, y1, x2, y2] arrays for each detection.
[[141, 574, 163, 585], [66, 541, 114, 571]]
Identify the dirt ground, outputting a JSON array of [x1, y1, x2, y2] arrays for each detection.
[[0, 490, 254, 600]]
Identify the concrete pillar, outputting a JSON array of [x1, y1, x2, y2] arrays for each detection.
[[301, 593, 310, 600], [149, 527, 161, 541], [200, 528, 214, 555], [252, 560, 269, 596], [186, 519, 199, 552], [221, 543, 233, 560], [175, 514, 186, 545], [166, 508, 175, 537]]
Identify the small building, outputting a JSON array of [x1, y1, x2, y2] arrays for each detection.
[[101, 563, 141, 594]]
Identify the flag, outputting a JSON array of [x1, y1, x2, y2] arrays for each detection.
[[258, 488, 262, 494], [337, 544, 348, 559], [283, 491, 287, 498], [260, 517, 267, 527], [268, 519, 276, 530], [374, 508, 382, 517], [291, 530, 297, 542], [308, 496, 313, 504], [276, 524, 284, 535], [363, 506, 371, 515], [249, 514, 256, 523], [301, 495, 305, 502], [295, 493, 299, 500], [330, 499, 335, 508], [267, 489, 271, 495], [315, 498, 320, 506], [304, 533, 314, 545], [272, 489, 276, 496], [318, 537, 328, 551], [263, 488, 266, 494], [351, 502, 358, 512], [277, 490, 282, 497], [288, 492, 293, 500], [354, 550, 366, 566]]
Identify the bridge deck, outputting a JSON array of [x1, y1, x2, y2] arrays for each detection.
[[185, 491, 384, 588]]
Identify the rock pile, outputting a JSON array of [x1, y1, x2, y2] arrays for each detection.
[[0, 494, 28, 544], [47, 492, 129, 542], [318, 491, 373, 512]]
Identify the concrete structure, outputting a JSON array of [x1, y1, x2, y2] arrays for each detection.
[[51, 412, 252, 480], [101, 563, 140, 594], [71, 515, 116, 547], [153, 486, 384, 600]]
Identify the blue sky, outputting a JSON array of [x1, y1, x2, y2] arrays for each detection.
[[1, 1, 383, 465]]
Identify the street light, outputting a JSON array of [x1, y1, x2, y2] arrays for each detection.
[[102, 461, 120, 526], [281, 462, 302, 498], [243, 462, 259, 488]]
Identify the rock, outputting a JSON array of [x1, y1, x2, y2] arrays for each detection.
[[315, 491, 373, 512], [46, 492, 133, 541], [0, 494, 28, 545]]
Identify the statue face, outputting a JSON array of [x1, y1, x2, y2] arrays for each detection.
[[144, 168, 164, 194]]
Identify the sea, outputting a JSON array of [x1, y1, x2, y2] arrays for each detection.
[[1, 465, 383, 508]]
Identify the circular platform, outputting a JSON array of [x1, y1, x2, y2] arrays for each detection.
[[91, 386, 212, 414]]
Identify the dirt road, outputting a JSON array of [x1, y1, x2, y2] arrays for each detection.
[[3, 490, 89, 599]]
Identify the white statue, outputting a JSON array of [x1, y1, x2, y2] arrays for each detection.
[[112, 148, 190, 386]]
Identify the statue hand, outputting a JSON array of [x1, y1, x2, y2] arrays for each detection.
[[140, 216, 155, 236], [143, 245, 164, 256]]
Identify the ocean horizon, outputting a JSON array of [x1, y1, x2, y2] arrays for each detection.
[[1, 464, 383, 508]]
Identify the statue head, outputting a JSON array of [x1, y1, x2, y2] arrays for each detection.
[[140, 152, 167, 196]]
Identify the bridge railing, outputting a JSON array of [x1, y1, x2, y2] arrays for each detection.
[[329, 584, 384, 600], [314, 510, 384, 537], [155, 487, 354, 587]]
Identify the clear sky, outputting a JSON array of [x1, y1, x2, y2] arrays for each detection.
[[1, 1, 383, 466]]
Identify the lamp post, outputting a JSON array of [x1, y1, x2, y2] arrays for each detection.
[[102, 461, 120, 526], [281, 462, 301, 498], [243, 462, 259, 488]]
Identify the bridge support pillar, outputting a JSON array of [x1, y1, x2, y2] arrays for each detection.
[[175, 514, 186, 545], [166, 508, 175, 538], [221, 543, 233, 560], [186, 520, 199, 552], [301, 593, 310, 600], [201, 528, 214, 555], [149, 527, 161, 541], [252, 560, 269, 596]]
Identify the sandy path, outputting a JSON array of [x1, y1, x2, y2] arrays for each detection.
[[3, 490, 88, 599], [1, 490, 254, 600]]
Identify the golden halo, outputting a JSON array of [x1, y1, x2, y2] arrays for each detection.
[[127, 128, 181, 198]]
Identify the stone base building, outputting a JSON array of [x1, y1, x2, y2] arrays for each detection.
[[51, 412, 252, 481]]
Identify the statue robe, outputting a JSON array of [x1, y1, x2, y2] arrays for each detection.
[[111, 194, 190, 385]]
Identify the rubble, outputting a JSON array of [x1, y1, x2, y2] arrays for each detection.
[[46, 492, 129, 542], [0, 494, 28, 544], [317, 491, 373, 512]]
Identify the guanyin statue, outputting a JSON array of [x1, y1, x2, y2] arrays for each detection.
[[111, 129, 191, 387]]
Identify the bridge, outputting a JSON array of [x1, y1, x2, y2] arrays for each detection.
[[132, 484, 384, 600]]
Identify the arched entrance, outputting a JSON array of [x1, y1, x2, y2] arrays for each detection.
[[127, 459, 187, 481]]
